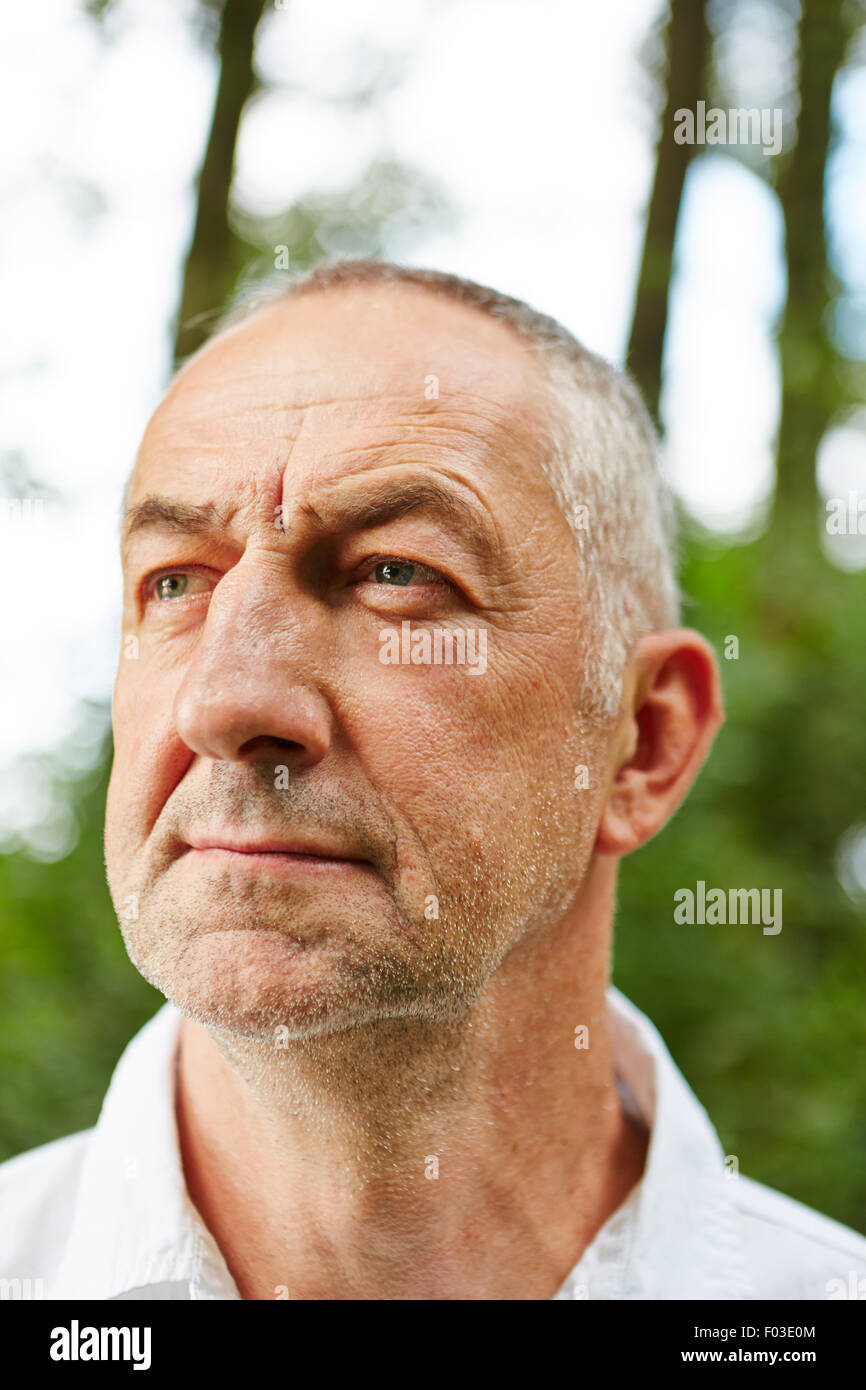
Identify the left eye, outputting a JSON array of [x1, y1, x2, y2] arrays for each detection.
[[372, 560, 442, 586], [151, 572, 212, 601]]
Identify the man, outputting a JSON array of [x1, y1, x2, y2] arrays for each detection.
[[2, 260, 864, 1300]]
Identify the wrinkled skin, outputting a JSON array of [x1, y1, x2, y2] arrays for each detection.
[[107, 285, 613, 1039], [104, 282, 721, 1299]]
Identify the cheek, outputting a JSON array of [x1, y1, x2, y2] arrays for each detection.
[[106, 667, 191, 868], [105, 665, 137, 865], [346, 653, 597, 876]]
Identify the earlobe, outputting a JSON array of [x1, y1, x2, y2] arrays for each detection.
[[594, 630, 723, 859]]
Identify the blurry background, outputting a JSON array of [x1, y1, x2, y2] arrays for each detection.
[[1, 0, 865, 1226]]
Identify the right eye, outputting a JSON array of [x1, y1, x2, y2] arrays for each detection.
[[146, 571, 214, 603], [370, 559, 445, 587]]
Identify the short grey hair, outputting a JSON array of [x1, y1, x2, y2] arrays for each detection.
[[215, 258, 680, 721]]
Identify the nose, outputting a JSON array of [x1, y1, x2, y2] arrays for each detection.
[[173, 562, 331, 768]]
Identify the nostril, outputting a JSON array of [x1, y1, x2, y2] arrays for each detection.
[[237, 735, 305, 758]]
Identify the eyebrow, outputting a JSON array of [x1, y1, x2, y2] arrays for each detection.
[[121, 497, 234, 553], [121, 474, 501, 567], [306, 475, 499, 563]]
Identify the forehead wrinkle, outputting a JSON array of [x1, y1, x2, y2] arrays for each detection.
[[158, 343, 539, 444], [164, 377, 436, 420], [385, 386, 547, 465], [295, 385, 543, 463], [294, 460, 510, 575], [297, 415, 543, 504], [144, 391, 433, 466], [135, 355, 551, 545], [274, 386, 553, 561]]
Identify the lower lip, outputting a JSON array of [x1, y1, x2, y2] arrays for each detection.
[[188, 848, 370, 877]]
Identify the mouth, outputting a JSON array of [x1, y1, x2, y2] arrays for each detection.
[[183, 835, 373, 877]]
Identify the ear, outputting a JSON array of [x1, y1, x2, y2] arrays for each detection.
[[595, 629, 723, 857]]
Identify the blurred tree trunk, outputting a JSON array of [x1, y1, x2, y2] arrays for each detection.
[[627, 0, 710, 422], [766, 0, 852, 573], [173, 0, 269, 365]]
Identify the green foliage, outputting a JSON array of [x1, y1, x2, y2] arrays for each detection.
[[3, 0, 861, 1246], [2, 521, 864, 1233], [615, 524, 866, 1229], [0, 731, 161, 1159]]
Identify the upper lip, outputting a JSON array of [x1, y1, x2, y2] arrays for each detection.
[[186, 833, 367, 861]]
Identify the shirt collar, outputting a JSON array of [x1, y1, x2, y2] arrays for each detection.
[[52, 1002, 239, 1300], [555, 986, 755, 1299], [53, 988, 753, 1300]]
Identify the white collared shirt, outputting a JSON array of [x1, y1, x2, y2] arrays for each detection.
[[2, 987, 864, 1300]]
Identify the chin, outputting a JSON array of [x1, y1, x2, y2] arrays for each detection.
[[145, 927, 430, 1043]]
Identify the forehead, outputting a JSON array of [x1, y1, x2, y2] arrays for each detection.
[[131, 284, 556, 506]]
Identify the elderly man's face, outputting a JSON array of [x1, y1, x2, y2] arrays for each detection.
[[106, 285, 613, 1038]]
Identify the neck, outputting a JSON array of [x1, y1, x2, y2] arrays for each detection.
[[175, 860, 647, 1300]]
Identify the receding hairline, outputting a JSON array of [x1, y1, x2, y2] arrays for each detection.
[[122, 258, 678, 724], [204, 259, 660, 489], [184, 268, 568, 418], [123, 263, 576, 525], [212, 258, 616, 383]]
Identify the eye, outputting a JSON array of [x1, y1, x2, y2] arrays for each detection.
[[371, 559, 444, 587], [147, 571, 213, 602]]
